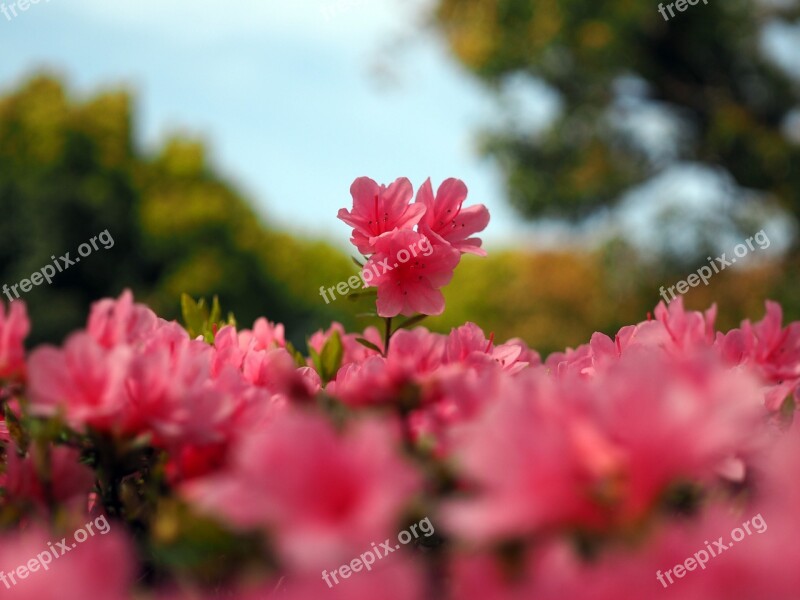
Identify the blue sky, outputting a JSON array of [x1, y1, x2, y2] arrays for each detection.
[[0, 0, 796, 256], [0, 0, 560, 249]]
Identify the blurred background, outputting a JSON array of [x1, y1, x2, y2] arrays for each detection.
[[1, 0, 799, 355]]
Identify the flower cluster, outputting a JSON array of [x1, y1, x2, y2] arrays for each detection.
[[1, 178, 799, 599], [337, 177, 489, 317]]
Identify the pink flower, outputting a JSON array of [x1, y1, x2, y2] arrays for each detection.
[[308, 323, 383, 367], [654, 297, 717, 351], [337, 177, 426, 255], [192, 559, 426, 600], [278, 559, 426, 600], [326, 355, 395, 406], [164, 440, 230, 484], [0, 524, 134, 600], [364, 230, 460, 317], [0, 300, 29, 380], [86, 289, 159, 349], [406, 366, 504, 456], [385, 327, 446, 380], [214, 324, 319, 400], [238, 317, 286, 351], [716, 301, 800, 410], [182, 410, 421, 570], [327, 328, 447, 407], [443, 372, 621, 543], [212, 324, 249, 374], [545, 342, 594, 378], [124, 335, 224, 444], [1, 446, 95, 513], [445, 322, 530, 374], [448, 545, 572, 600], [546, 299, 716, 378], [586, 355, 764, 519], [414, 178, 490, 255], [27, 333, 133, 432], [242, 346, 321, 398], [443, 353, 764, 544]]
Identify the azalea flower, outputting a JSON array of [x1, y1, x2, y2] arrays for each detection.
[[182, 410, 421, 570], [337, 177, 426, 255], [0, 525, 133, 600], [414, 178, 490, 256], [0, 299, 29, 379], [364, 229, 460, 317], [27, 332, 133, 432]]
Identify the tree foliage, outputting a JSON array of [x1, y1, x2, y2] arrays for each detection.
[[0, 75, 358, 345], [432, 0, 800, 240]]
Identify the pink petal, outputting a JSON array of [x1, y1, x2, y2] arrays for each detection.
[[414, 177, 435, 212], [349, 176, 381, 214], [376, 285, 405, 318], [432, 178, 469, 223], [407, 282, 446, 316], [393, 201, 427, 231], [445, 204, 490, 242], [382, 177, 414, 213]]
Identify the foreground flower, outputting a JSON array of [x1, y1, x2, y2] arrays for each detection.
[[182, 409, 421, 570], [87, 289, 159, 349], [0, 524, 133, 600], [0, 446, 94, 513], [443, 354, 764, 543], [716, 300, 800, 410], [27, 333, 133, 431], [5, 174, 800, 600], [0, 300, 30, 379]]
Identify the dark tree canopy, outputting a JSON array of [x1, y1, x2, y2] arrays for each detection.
[[432, 0, 800, 244]]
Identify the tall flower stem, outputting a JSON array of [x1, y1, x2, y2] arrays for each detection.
[[384, 316, 393, 354]]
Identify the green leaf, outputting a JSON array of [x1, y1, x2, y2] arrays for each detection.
[[351, 256, 365, 268], [209, 295, 222, 325], [285, 341, 308, 368], [180, 294, 207, 338], [180, 294, 236, 343], [355, 337, 382, 353], [320, 329, 344, 383], [308, 344, 323, 376]]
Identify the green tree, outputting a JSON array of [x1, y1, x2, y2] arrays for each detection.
[[0, 75, 358, 345], [432, 0, 800, 249]]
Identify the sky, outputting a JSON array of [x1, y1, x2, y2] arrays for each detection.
[[0, 0, 797, 255], [0, 0, 561, 250]]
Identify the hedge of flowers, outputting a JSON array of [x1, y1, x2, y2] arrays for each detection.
[[1, 177, 799, 599]]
